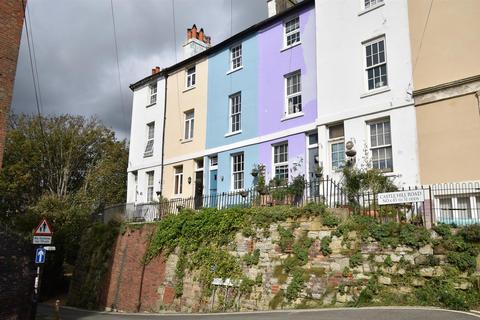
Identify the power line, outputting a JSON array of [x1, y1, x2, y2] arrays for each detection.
[[21, 0, 42, 119], [109, 0, 129, 133], [413, 0, 434, 73]]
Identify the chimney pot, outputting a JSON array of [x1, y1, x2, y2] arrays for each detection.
[[152, 68, 156, 74], [199, 29, 205, 42]]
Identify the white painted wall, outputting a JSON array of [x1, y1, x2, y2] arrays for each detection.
[[126, 76, 165, 203], [315, 0, 420, 187]]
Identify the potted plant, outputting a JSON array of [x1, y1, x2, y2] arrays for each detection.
[[251, 163, 265, 177], [314, 164, 323, 179], [287, 175, 306, 204]]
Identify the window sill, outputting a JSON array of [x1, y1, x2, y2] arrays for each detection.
[[281, 112, 304, 121], [146, 102, 156, 108], [143, 153, 153, 158], [281, 42, 301, 52], [183, 86, 196, 93], [226, 66, 243, 75], [360, 86, 390, 99], [224, 130, 242, 137], [180, 139, 193, 144], [358, 2, 385, 16]]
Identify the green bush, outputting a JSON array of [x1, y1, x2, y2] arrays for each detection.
[[459, 224, 480, 243], [277, 226, 295, 252], [320, 236, 332, 256], [433, 223, 452, 239], [349, 252, 363, 268], [447, 251, 477, 272], [286, 268, 306, 302], [243, 249, 260, 266], [292, 233, 313, 266], [384, 255, 393, 268]]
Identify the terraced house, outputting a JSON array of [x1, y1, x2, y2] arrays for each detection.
[[124, 0, 479, 225]]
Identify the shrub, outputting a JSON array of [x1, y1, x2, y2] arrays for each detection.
[[286, 268, 306, 302], [321, 211, 340, 227], [384, 255, 393, 268], [277, 226, 295, 252], [349, 252, 363, 268], [293, 233, 313, 266], [269, 290, 285, 310], [447, 251, 477, 272], [433, 223, 452, 239], [243, 249, 260, 266], [459, 224, 480, 243], [320, 236, 332, 256]]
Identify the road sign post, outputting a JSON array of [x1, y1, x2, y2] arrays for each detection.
[[31, 218, 53, 320]]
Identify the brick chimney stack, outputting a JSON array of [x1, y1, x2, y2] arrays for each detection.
[[183, 24, 212, 59], [151, 66, 161, 75], [267, 0, 297, 17]]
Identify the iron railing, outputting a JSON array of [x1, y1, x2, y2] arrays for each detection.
[[98, 176, 347, 223], [98, 179, 480, 228]]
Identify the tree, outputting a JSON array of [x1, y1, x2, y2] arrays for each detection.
[[0, 113, 128, 298], [0, 114, 128, 223]]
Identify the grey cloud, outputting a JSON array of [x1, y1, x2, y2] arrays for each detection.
[[12, 0, 267, 140]]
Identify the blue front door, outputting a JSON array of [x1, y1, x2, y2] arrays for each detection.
[[209, 169, 218, 208]]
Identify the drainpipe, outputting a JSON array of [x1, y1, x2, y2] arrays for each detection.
[[159, 74, 168, 198], [475, 90, 480, 117]]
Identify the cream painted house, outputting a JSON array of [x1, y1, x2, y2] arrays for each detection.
[[162, 58, 209, 199], [409, 0, 480, 185]]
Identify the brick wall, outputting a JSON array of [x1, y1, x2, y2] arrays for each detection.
[[0, 0, 25, 168], [0, 229, 35, 320], [104, 225, 166, 312]]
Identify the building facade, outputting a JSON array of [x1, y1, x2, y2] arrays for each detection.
[[315, 0, 419, 187], [408, 0, 480, 225], [0, 0, 26, 168], [125, 0, 479, 226]]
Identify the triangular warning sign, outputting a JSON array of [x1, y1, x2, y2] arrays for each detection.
[[34, 218, 53, 236]]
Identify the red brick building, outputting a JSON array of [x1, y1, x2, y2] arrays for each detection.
[[0, 0, 25, 168]]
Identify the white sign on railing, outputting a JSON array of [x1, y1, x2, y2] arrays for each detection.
[[378, 190, 425, 205]]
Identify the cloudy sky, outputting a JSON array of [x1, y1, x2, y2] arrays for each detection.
[[12, 0, 268, 140]]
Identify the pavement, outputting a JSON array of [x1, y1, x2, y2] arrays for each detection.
[[36, 304, 480, 320]]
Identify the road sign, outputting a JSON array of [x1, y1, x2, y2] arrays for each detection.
[[33, 236, 52, 245], [35, 248, 46, 264], [43, 246, 56, 251], [34, 218, 53, 236], [378, 190, 425, 205]]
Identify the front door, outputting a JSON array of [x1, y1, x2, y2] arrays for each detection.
[[194, 171, 204, 209], [209, 169, 218, 208]]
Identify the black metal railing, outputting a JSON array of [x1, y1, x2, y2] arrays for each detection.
[[99, 176, 347, 223], [98, 179, 480, 228]]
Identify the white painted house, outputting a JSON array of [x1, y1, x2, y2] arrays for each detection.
[[126, 68, 165, 204], [314, 0, 420, 187]]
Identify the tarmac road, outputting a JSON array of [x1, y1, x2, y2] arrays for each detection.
[[36, 304, 480, 320]]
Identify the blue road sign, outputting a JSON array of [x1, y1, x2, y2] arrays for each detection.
[[35, 248, 46, 264]]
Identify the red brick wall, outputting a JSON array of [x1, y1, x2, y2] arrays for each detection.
[[104, 225, 166, 312], [0, 0, 25, 168]]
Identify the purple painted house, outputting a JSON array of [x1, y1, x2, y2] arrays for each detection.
[[257, 6, 318, 182]]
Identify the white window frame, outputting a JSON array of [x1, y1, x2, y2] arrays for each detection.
[[186, 66, 196, 88], [436, 194, 480, 223], [229, 92, 242, 134], [283, 16, 300, 49], [273, 142, 289, 182], [174, 166, 183, 195], [184, 110, 194, 140], [369, 118, 393, 172], [328, 124, 345, 171], [364, 0, 384, 10], [284, 71, 302, 116], [364, 36, 388, 91], [231, 153, 244, 191], [146, 171, 154, 202], [144, 122, 155, 157], [149, 83, 157, 105], [210, 155, 218, 169], [230, 44, 242, 71]]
